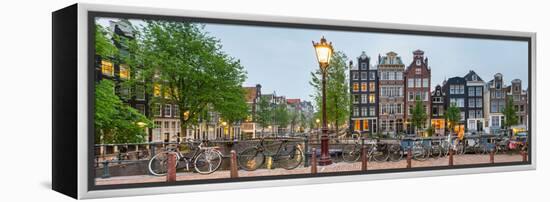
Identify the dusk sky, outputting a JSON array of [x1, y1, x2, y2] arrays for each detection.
[[98, 18, 529, 103]]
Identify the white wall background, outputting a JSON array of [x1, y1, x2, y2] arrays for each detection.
[[0, 0, 546, 201]]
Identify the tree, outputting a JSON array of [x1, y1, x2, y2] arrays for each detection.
[[255, 96, 272, 137], [411, 99, 427, 135], [445, 104, 461, 135], [95, 80, 152, 144], [95, 24, 118, 58], [309, 51, 350, 135], [126, 20, 248, 139], [273, 104, 290, 135], [502, 96, 518, 135]]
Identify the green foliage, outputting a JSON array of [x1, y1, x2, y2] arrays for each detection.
[[95, 24, 118, 58], [502, 96, 518, 128], [445, 103, 461, 134], [411, 99, 427, 134], [255, 96, 273, 130], [273, 104, 290, 131], [309, 51, 350, 129], [95, 80, 152, 144], [124, 20, 248, 137]]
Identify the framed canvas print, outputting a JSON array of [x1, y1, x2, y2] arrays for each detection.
[[52, 3, 536, 199]]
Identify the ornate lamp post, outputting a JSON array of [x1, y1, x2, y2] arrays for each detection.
[[313, 36, 333, 166]]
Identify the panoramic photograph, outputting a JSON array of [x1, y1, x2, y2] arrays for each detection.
[[92, 16, 530, 186]]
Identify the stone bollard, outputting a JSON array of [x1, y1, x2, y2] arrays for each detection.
[[522, 151, 527, 162], [166, 152, 177, 182], [230, 150, 239, 178], [406, 148, 412, 168], [361, 145, 367, 171], [448, 148, 454, 166], [490, 150, 495, 164], [311, 148, 317, 174]]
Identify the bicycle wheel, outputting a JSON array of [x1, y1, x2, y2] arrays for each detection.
[[148, 152, 179, 176], [412, 146, 428, 161], [372, 146, 389, 162], [431, 146, 443, 159], [276, 146, 303, 170], [194, 149, 223, 174], [238, 147, 265, 171], [455, 144, 465, 155], [388, 144, 403, 162], [342, 144, 361, 162]]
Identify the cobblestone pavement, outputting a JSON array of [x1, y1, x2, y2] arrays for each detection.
[[95, 154, 524, 186]]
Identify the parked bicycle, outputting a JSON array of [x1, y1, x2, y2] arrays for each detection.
[[342, 137, 401, 162], [148, 140, 223, 176], [238, 138, 303, 171]]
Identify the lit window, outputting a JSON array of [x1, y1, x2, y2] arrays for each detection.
[[369, 82, 376, 91], [361, 82, 367, 92], [353, 83, 359, 92], [369, 94, 375, 103], [354, 120, 361, 131], [363, 120, 369, 130], [101, 60, 114, 76], [119, 64, 130, 79], [154, 84, 161, 97]]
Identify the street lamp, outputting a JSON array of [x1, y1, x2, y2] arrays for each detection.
[[313, 36, 333, 166]]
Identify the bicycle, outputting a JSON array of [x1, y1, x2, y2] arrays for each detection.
[[238, 138, 303, 171], [342, 137, 401, 162], [148, 140, 223, 176]]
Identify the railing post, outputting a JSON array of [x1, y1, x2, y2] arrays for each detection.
[[361, 145, 367, 171], [311, 148, 317, 174], [304, 137, 309, 167], [406, 148, 412, 168], [449, 147, 454, 166], [522, 151, 527, 162], [166, 152, 177, 182], [490, 149, 495, 164], [101, 160, 110, 179], [151, 144, 156, 158], [230, 150, 239, 178]]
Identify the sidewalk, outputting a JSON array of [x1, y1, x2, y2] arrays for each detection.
[[96, 154, 523, 185]]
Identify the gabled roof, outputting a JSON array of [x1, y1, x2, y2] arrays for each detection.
[[379, 51, 404, 65], [464, 70, 484, 82]]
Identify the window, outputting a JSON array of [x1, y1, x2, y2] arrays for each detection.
[[101, 60, 114, 76], [469, 99, 475, 108], [361, 63, 367, 70], [416, 59, 421, 66], [408, 79, 414, 88], [408, 92, 414, 101], [369, 107, 375, 117], [415, 79, 421, 88], [361, 72, 368, 80], [164, 104, 172, 117], [154, 103, 161, 117], [469, 110, 475, 119], [354, 95, 360, 104], [352, 72, 359, 80], [118, 86, 130, 99], [369, 82, 376, 91], [520, 105, 524, 112], [174, 105, 180, 117], [422, 79, 429, 88], [388, 71, 395, 80], [495, 91, 502, 98], [491, 116, 500, 127], [354, 120, 361, 131], [468, 87, 475, 96], [369, 94, 375, 103], [361, 107, 367, 116], [415, 68, 421, 75], [491, 101, 498, 113], [460, 112, 465, 121], [476, 98, 482, 108], [381, 104, 387, 114], [353, 83, 359, 92], [369, 72, 376, 80], [353, 107, 359, 116], [476, 87, 482, 96], [361, 82, 367, 92], [119, 64, 130, 79], [363, 120, 369, 130], [154, 84, 161, 97], [135, 104, 146, 115], [361, 94, 367, 103], [450, 98, 464, 107], [395, 72, 403, 80], [164, 121, 169, 129], [476, 110, 483, 118], [135, 85, 145, 100]]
